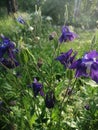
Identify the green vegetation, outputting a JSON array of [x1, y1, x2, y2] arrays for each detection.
[[0, 1, 98, 130]]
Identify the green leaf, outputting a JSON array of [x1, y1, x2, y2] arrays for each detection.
[[29, 113, 37, 126]]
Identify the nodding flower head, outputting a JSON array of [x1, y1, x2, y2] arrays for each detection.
[[0, 58, 19, 69], [0, 35, 16, 58], [70, 50, 98, 83], [0, 37, 15, 58], [45, 91, 55, 109], [1, 36, 15, 49], [59, 26, 77, 43], [0, 35, 19, 69], [55, 49, 77, 68], [32, 78, 44, 97]]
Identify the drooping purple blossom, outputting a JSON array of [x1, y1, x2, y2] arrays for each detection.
[[70, 50, 98, 83], [55, 49, 77, 68], [0, 36, 15, 58], [0, 45, 7, 58], [70, 59, 88, 77], [45, 91, 55, 109], [0, 58, 19, 69], [32, 78, 44, 97], [59, 26, 77, 43], [0, 35, 19, 69]]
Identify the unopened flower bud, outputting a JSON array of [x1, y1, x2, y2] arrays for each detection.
[[37, 58, 43, 68], [45, 91, 55, 109], [49, 31, 57, 41], [84, 104, 90, 110]]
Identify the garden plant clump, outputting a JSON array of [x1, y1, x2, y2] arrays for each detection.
[[0, 2, 98, 130]]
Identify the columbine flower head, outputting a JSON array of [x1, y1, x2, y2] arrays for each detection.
[[0, 58, 19, 69], [70, 50, 98, 83], [32, 78, 44, 97], [45, 91, 55, 109], [59, 26, 77, 43], [0, 36, 15, 58], [0, 35, 16, 58], [17, 16, 25, 24], [0, 35, 19, 69], [55, 49, 77, 68]]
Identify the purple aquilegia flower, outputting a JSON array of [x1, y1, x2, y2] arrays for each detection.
[[70, 50, 98, 83], [0, 35, 19, 69], [0, 36, 15, 59], [17, 16, 25, 24], [0, 58, 19, 69], [0, 45, 7, 58], [45, 91, 55, 109], [0, 37, 10, 58], [59, 26, 77, 43], [32, 78, 44, 97], [70, 59, 88, 77], [55, 49, 77, 68]]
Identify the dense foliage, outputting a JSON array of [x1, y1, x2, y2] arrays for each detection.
[[0, 1, 98, 130]]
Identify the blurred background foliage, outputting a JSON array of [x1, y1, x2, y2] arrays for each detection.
[[0, 0, 98, 28]]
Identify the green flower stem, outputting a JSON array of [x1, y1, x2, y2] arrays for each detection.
[[58, 78, 77, 128]]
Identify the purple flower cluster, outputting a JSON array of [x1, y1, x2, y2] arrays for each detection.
[[59, 26, 77, 43], [0, 35, 19, 69], [29, 78, 55, 108], [56, 49, 98, 83]]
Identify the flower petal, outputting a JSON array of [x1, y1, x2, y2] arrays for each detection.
[[90, 62, 98, 83]]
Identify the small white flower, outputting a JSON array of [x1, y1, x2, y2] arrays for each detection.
[[0, 34, 4, 38], [28, 26, 34, 31], [46, 16, 52, 21], [36, 36, 40, 40], [96, 20, 98, 24]]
